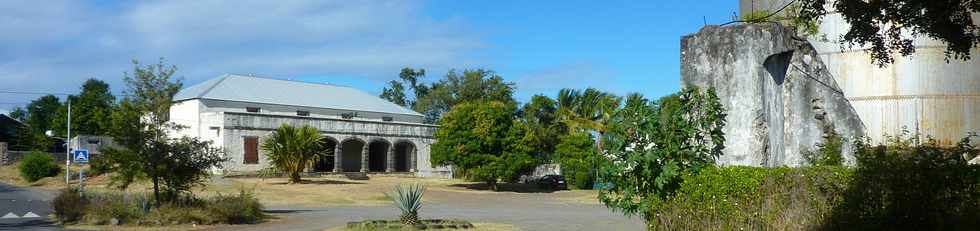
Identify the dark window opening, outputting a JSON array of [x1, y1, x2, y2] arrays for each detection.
[[87, 140, 101, 144], [341, 112, 356, 119], [244, 137, 259, 164], [246, 107, 261, 113], [296, 110, 310, 116], [382, 116, 393, 122]]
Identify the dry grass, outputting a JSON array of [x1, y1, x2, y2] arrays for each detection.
[[196, 176, 468, 207], [0, 162, 96, 190], [2, 162, 601, 209], [553, 189, 602, 205], [322, 222, 520, 231], [197, 175, 601, 208]]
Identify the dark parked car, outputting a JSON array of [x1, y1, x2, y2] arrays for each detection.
[[536, 174, 567, 190]]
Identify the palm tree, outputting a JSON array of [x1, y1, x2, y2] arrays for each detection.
[[557, 88, 622, 154], [261, 124, 323, 183]]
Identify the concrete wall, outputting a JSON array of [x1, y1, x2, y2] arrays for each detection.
[[681, 24, 865, 166]]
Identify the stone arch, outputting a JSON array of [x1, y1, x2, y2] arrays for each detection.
[[393, 139, 416, 172], [367, 138, 391, 172], [312, 135, 339, 172], [340, 137, 366, 172]]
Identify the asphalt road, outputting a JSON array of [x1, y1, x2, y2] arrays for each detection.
[[220, 189, 645, 231], [0, 182, 61, 231]]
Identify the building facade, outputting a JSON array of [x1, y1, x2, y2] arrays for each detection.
[[169, 74, 448, 177]]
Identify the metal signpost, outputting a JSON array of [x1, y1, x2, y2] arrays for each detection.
[[73, 149, 89, 196]]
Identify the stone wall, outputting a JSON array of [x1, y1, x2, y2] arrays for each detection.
[[681, 24, 865, 167]]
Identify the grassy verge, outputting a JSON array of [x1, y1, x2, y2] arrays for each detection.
[[0, 161, 95, 189]]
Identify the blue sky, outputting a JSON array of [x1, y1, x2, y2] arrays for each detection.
[[0, 0, 738, 113]]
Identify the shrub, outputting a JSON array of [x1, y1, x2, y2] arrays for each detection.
[[81, 191, 151, 225], [647, 166, 851, 230], [51, 188, 265, 226], [52, 188, 87, 224], [386, 183, 425, 225], [207, 189, 266, 224], [803, 129, 844, 166], [824, 134, 980, 230], [19, 151, 61, 182], [572, 171, 593, 190]]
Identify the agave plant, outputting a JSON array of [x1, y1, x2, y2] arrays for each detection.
[[385, 183, 426, 225]]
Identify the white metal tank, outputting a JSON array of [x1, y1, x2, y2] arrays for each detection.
[[739, 0, 980, 145]]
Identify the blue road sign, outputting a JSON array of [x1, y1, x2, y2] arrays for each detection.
[[73, 149, 89, 164]]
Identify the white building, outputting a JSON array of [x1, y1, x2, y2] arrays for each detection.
[[168, 74, 448, 177]]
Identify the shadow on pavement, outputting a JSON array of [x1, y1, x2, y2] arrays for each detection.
[[449, 182, 558, 193], [263, 209, 323, 214], [0, 219, 61, 230], [269, 179, 364, 185]]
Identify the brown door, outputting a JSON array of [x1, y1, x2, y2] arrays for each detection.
[[243, 137, 258, 164]]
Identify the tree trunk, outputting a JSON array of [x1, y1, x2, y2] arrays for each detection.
[[151, 172, 161, 208], [289, 171, 302, 183]]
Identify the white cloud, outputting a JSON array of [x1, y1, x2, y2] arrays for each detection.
[[0, 0, 479, 110]]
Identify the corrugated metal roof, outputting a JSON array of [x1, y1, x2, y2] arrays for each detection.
[[174, 74, 422, 116]]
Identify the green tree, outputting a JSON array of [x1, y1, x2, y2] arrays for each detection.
[[556, 88, 621, 164], [430, 101, 536, 190], [798, 0, 980, 66], [8, 107, 27, 122], [518, 95, 561, 160], [380, 80, 408, 107], [380, 68, 428, 108], [260, 124, 324, 183], [11, 96, 60, 151], [599, 87, 727, 220], [555, 131, 596, 189], [100, 59, 224, 207], [51, 78, 116, 137], [414, 69, 516, 123], [25, 95, 61, 134]]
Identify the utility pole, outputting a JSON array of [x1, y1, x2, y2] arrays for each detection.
[[65, 98, 71, 185]]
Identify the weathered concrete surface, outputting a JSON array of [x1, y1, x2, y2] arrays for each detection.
[[681, 24, 865, 166]]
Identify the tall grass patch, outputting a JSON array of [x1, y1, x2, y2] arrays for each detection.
[[52, 187, 266, 226]]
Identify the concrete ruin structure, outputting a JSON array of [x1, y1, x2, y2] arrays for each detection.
[[169, 74, 449, 177], [681, 24, 865, 166], [740, 0, 980, 146]]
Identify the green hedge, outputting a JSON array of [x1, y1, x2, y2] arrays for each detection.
[[647, 166, 850, 230], [647, 136, 980, 230]]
